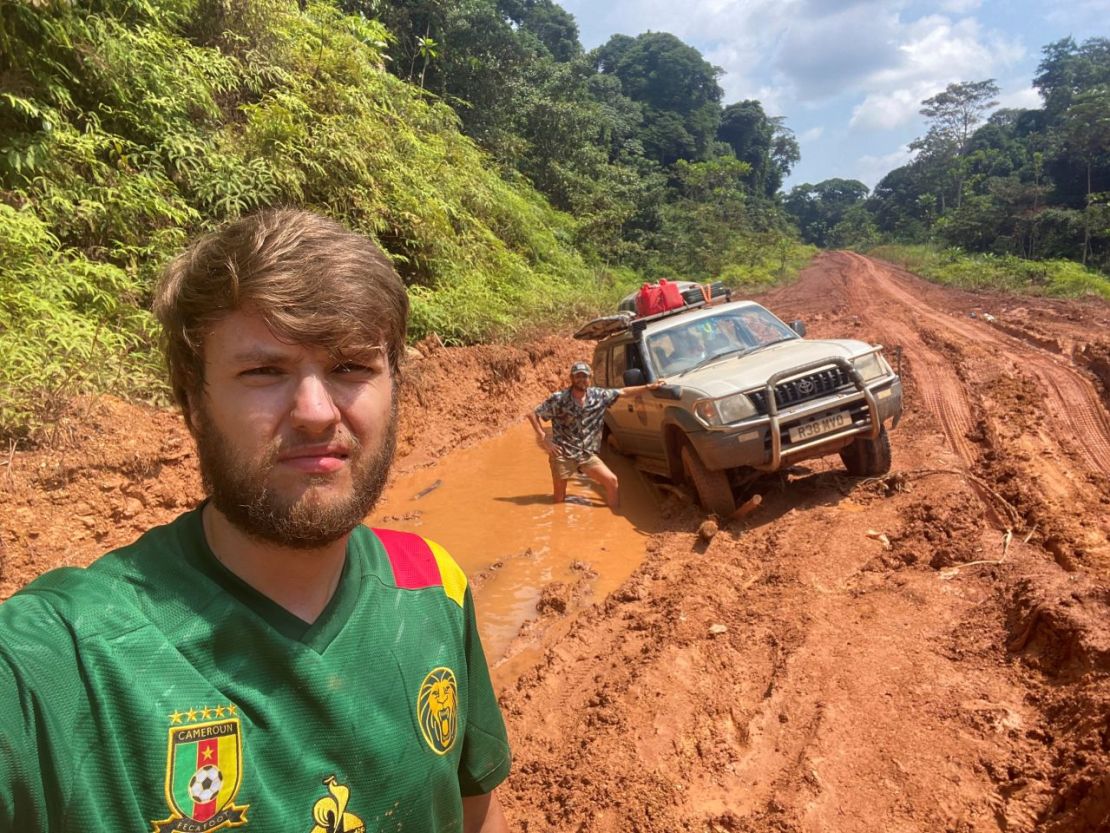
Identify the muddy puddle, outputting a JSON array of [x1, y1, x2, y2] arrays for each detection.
[[370, 421, 665, 671]]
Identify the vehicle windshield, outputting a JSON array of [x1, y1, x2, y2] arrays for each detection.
[[646, 307, 798, 376]]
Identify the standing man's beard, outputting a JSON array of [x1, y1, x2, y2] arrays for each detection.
[[193, 401, 397, 550]]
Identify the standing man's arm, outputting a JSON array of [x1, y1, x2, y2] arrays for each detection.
[[528, 402, 558, 457], [615, 380, 665, 398], [462, 790, 509, 833]]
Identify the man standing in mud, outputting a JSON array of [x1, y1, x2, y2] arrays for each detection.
[[529, 361, 662, 510], [0, 209, 511, 833]]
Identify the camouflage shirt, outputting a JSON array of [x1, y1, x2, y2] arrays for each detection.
[[535, 387, 621, 462]]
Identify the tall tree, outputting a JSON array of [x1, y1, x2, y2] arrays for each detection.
[[911, 79, 999, 210], [718, 100, 798, 197], [1034, 37, 1110, 118], [593, 31, 723, 166], [515, 0, 580, 62], [1054, 86, 1110, 264]]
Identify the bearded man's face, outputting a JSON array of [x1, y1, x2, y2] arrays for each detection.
[[192, 310, 396, 549]]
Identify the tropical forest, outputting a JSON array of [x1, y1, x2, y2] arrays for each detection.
[[0, 0, 1108, 438]]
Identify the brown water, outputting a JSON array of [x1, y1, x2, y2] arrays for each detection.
[[370, 421, 663, 674]]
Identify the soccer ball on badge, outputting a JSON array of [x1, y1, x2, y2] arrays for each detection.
[[188, 765, 224, 803]]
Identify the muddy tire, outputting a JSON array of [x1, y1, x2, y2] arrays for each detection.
[[603, 423, 623, 454], [681, 444, 736, 517], [840, 427, 892, 476]]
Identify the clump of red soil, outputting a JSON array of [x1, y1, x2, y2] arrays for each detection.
[[889, 488, 988, 568]]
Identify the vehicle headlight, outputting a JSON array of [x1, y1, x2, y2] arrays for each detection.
[[695, 392, 757, 426], [852, 352, 889, 382]]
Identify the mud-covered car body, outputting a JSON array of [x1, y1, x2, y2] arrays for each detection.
[[579, 299, 903, 513]]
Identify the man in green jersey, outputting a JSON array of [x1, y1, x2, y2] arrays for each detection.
[[0, 209, 512, 832]]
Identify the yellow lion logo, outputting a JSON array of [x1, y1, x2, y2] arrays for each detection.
[[417, 667, 458, 754]]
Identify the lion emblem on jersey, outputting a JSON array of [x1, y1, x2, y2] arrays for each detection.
[[417, 667, 458, 754]]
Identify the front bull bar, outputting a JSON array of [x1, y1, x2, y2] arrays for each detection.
[[694, 352, 886, 471]]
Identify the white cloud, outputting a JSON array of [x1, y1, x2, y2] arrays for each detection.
[[937, 0, 980, 12], [1044, 0, 1110, 26], [854, 145, 916, 187], [844, 16, 1024, 130], [799, 126, 825, 142], [997, 85, 1042, 111], [850, 85, 932, 130]]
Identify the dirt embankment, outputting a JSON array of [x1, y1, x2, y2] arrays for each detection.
[[1, 253, 1108, 832]]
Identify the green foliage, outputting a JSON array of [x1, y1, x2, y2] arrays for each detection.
[[783, 178, 870, 247], [718, 100, 798, 198], [0, 205, 163, 439], [0, 0, 806, 442], [0, 0, 609, 440], [869, 243, 1110, 300], [828, 204, 880, 250], [717, 240, 818, 290], [594, 31, 723, 166], [869, 40, 1110, 273]]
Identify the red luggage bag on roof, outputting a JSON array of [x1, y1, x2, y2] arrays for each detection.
[[658, 278, 684, 310], [635, 283, 665, 316], [635, 279, 685, 317]]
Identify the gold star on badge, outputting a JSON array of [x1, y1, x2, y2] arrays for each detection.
[[201, 706, 213, 719], [214, 706, 226, 717], [202, 747, 214, 761], [169, 710, 184, 725], [227, 704, 237, 716], [186, 708, 198, 722]]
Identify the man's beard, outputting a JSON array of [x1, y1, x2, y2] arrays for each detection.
[[193, 401, 397, 550]]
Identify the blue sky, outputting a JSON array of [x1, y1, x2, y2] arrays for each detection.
[[557, 0, 1110, 191]]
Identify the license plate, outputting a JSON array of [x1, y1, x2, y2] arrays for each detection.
[[788, 411, 851, 443]]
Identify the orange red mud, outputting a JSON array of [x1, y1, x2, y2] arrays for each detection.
[[2, 253, 1108, 832]]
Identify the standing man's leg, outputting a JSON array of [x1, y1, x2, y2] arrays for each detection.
[[552, 474, 568, 503], [549, 457, 571, 503], [581, 457, 619, 509]]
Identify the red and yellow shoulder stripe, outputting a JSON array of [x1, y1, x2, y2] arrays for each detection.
[[371, 528, 467, 608]]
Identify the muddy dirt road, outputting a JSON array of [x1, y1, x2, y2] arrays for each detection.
[[497, 253, 1110, 833], [1, 252, 1108, 832]]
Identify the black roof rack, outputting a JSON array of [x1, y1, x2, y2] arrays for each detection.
[[572, 298, 723, 340]]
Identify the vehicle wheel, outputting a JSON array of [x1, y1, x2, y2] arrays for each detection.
[[681, 444, 736, 517], [603, 423, 623, 454], [840, 427, 892, 476]]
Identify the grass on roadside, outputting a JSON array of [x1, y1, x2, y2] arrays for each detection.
[[869, 244, 1110, 301]]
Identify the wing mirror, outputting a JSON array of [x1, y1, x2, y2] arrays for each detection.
[[623, 368, 646, 386], [652, 384, 683, 400], [790, 320, 806, 336]]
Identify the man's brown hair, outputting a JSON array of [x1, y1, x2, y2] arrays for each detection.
[[154, 208, 409, 425]]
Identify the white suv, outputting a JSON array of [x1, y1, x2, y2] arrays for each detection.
[[577, 299, 903, 516]]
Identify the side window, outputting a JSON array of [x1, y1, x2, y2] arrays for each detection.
[[592, 348, 610, 387], [610, 344, 629, 385]]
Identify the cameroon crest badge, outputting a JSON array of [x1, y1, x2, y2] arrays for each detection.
[[152, 706, 249, 833], [417, 667, 458, 754]]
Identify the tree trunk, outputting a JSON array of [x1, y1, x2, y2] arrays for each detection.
[[1083, 162, 1092, 267]]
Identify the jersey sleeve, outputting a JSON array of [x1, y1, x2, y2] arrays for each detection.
[[602, 387, 621, 407], [0, 651, 33, 831], [457, 586, 511, 796], [0, 594, 73, 832]]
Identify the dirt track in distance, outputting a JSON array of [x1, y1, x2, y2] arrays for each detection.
[[1, 252, 1108, 832]]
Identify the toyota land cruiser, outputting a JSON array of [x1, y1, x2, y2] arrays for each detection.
[[575, 299, 903, 516]]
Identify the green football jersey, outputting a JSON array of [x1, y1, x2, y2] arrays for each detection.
[[0, 508, 511, 833]]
